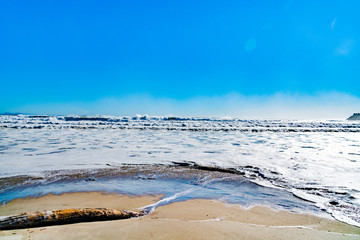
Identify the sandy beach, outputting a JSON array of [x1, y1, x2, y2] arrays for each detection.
[[0, 192, 359, 240]]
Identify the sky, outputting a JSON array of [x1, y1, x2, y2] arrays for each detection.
[[1, 0, 359, 119]]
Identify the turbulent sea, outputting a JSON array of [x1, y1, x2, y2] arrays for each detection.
[[0, 114, 360, 227]]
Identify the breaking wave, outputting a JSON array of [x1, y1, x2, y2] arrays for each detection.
[[1, 114, 360, 132]]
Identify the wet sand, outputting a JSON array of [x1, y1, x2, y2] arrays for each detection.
[[0, 192, 359, 240]]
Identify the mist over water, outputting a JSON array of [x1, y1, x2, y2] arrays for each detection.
[[7, 92, 360, 120]]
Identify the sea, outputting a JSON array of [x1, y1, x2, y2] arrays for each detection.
[[0, 114, 359, 227]]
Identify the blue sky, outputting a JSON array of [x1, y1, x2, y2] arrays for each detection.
[[1, 0, 359, 118]]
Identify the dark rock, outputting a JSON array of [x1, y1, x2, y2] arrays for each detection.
[[347, 113, 360, 121]]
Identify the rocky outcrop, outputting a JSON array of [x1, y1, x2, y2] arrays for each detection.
[[0, 208, 143, 230], [347, 113, 360, 121]]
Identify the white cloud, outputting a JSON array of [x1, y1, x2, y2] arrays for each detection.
[[336, 39, 354, 56], [331, 18, 336, 30], [12, 92, 360, 120]]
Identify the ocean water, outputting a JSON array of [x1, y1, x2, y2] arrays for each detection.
[[0, 114, 359, 227]]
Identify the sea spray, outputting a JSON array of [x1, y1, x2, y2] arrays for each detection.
[[140, 188, 197, 214]]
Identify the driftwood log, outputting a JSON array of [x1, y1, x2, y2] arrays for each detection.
[[0, 208, 144, 230]]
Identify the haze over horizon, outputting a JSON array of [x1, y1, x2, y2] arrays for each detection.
[[1, 1, 359, 119]]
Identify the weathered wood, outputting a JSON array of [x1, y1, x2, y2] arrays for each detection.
[[0, 208, 143, 230]]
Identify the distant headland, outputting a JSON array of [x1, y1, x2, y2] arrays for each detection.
[[347, 113, 360, 121]]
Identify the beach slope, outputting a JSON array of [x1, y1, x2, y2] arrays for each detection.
[[0, 192, 359, 240]]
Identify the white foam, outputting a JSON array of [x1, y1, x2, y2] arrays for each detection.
[[140, 188, 196, 214]]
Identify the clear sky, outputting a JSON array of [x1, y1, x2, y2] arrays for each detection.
[[1, 0, 359, 119]]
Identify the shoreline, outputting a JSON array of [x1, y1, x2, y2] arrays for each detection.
[[1, 192, 359, 240], [1, 164, 359, 229]]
